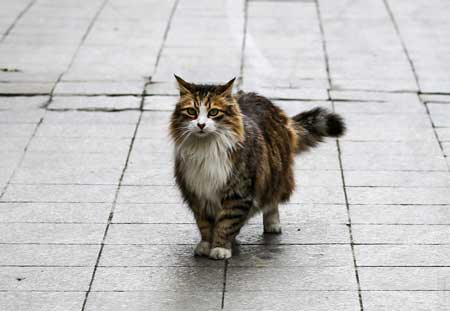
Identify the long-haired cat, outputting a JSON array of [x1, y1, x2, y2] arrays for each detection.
[[170, 75, 345, 260]]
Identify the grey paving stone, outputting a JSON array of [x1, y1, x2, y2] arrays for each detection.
[[334, 95, 424, 114], [344, 113, 431, 129], [0, 82, 54, 94], [295, 152, 341, 170], [145, 82, 178, 96], [53, 81, 144, 95], [238, 224, 350, 245], [227, 266, 357, 291], [285, 186, 345, 204], [0, 110, 45, 123], [229, 244, 352, 267], [44, 110, 139, 124], [352, 225, 450, 244], [358, 267, 450, 290], [347, 187, 450, 205], [85, 291, 222, 311], [0, 96, 48, 110], [342, 154, 447, 171], [428, 103, 450, 127], [91, 266, 224, 291], [12, 164, 124, 184], [341, 126, 437, 141], [362, 291, 450, 311], [48, 95, 141, 110], [0, 136, 30, 151], [420, 94, 450, 103], [0, 267, 93, 290], [436, 128, 450, 141], [0, 202, 111, 223], [340, 140, 442, 155], [99, 244, 221, 267], [19, 151, 126, 169], [27, 136, 132, 153], [223, 291, 360, 311], [117, 185, 182, 204], [443, 142, 450, 156], [36, 122, 137, 138], [0, 123, 36, 137], [112, 203, 194, 223], [0, 244, 100, 266], [344, 171, 450, 187], [121, 167, 175, 185], [0, 292, 85, 311], [1, 184, 117, 203], [143, 95, 177, 111], [350, 205, 450, 225], [354, 245, 450, 266], [0, 223, 105, 244]]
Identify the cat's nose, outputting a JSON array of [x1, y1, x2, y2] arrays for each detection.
[[197, 123, 205, 130]]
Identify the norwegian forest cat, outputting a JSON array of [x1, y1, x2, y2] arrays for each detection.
[[170, 75, 345, 260]]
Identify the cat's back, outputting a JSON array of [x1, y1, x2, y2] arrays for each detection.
[[236, 92, 291, 131]]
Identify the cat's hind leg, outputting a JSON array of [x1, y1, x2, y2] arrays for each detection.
[[263, 203, 282, 234]]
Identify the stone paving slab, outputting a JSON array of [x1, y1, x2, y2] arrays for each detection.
[[223, 291, 360, 311], [85, 291, 223, 311], [0, 292, 85, 311], [0, 244, 101, 266], [91, 266, 225, 291], [0, 266, 94, 291], [0, 202, 111, 223], [358, 267, 450, 290], [361, 291, 450, 311]]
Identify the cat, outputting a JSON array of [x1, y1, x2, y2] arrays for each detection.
[[169, 75, 346, 260]]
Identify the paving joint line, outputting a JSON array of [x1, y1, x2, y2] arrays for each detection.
[[0, 116, 44, 199], [382, 0, 421, 91], [0, 0, 37, 44], [332, 102, 364, 311], [314, 0, 331, 100], [236, 0, 248, 91]]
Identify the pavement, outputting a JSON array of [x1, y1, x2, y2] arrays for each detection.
[[1, 0, 450, 310]]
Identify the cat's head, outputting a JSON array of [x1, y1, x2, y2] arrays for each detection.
[[170, 75, 244, 147]]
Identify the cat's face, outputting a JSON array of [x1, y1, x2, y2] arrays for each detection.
[[170, 76, 244, 146]]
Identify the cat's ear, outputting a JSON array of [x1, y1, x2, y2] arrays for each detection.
[[174, 74, 193, 96], [217, 77, 235, 97]]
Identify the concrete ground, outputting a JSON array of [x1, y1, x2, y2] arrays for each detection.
[[1, 0, 450, 310]]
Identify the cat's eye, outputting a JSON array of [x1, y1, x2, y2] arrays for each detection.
[[186, 108, 197, 116], [208, 108, 219, 117]]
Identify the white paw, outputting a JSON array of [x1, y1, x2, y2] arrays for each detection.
[[264, 223, 282, 234], [194, 241, 211, 256], [209, 247, 232, 260]]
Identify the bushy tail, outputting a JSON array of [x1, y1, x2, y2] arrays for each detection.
[[292, 107, 346, 154]]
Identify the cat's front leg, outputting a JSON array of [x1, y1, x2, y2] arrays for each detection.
[[209, 196, 251, 260], [193, 209, 214, 257]]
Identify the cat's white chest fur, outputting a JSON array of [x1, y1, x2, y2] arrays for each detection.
[[176, 133, 236, 201]]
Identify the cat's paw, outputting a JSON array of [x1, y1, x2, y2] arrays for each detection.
[[194, 241, 211, 257], [264, 223, 282, 234], [209, 247, 232, 260]]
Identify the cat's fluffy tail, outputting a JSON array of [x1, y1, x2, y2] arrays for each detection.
[[292, 107, 346, 154]]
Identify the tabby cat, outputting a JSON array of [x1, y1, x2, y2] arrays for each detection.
[[170, 75, 345, 260]]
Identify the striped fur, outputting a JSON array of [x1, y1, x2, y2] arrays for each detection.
[[170, 76, 346, 260]]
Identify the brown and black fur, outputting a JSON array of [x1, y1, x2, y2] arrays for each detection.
[[170, 76, 346, 259]]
